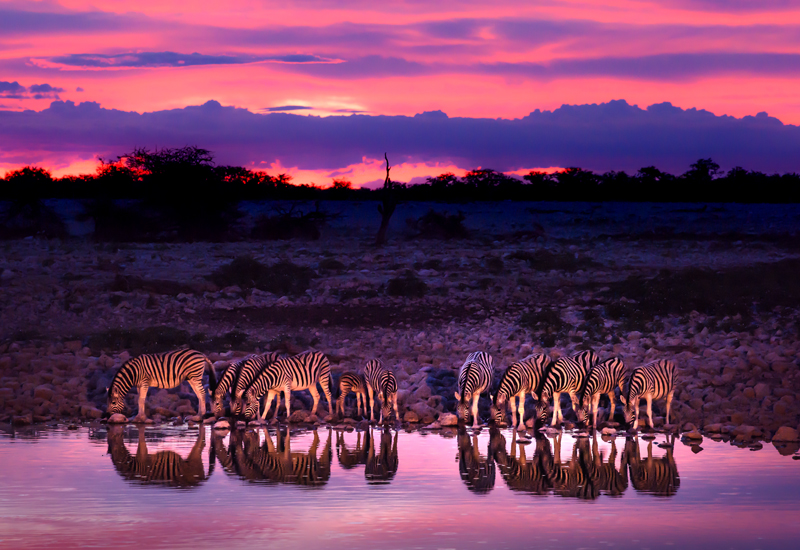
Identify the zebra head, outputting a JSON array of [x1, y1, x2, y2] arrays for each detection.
[[242, 393, 259, 420], [212, 389, 226, 417], [107, 387, 126, 415], [380, 395, 394, 422], [534, 398, 549, 425], [576, 394, 591, 425], [454, 391, 471, 421], [229, 395, 244, 417], [489, 395, 507, 425], [622, 397, 636, 425]]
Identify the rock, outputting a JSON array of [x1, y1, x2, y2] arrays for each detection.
[[438, 413, 458, 426], [80, 406, 103, 419], [754, 383, 771, 400], [683, 430, 703, 441], [601, 427, 617, 435], [236, 420, 247, 429], [705, 423, 723, 433], [743, 387, 756, 399], [682, 422, 697, 432], [773, 426, 800, 442], [427, 421, 442, 429], [34, 384, 55, 400], [404, 410, 420, 423], [203, 416, 217, 424], [12, 414, 32, 426], [564, 421, 575, 430], [731, 412, 745, 425], [306, 414, 319, 424], [413, 383, 432, 400], [691, 445, 703, 454], [107, 413, 128, 424], [213, 420, 230, 430], [64, 340, 82, 353], [289, 410, 309, 423]]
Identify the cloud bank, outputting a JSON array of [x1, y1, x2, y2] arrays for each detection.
[[0, 81, 63, 99], [1, 99, 798, 176]]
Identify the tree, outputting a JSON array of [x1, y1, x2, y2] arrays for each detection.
[[375, 153, 396, 246], [684, 158, 720, 183], [331, 178, 352, 190]]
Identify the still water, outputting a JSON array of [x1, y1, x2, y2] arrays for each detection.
[[0, 425, 798, 550]]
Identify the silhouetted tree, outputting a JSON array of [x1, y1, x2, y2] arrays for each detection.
[[375, 153, 396, 246]]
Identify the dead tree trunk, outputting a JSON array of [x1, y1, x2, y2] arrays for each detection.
[[375, 153, 396, 246]]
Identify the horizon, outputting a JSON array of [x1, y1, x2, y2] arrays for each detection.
[[2, 1, 800, 184]]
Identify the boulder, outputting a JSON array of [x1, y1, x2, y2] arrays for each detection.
[[438, 412, 458, 426], [107, 413, 128, 424], [80, 406, 103, 419], [404, 410, 420, 423], [683, 430, 703, 441], [289, 410, 309, 423], [754, 383, 771, 400], [34, 384, 55, 400], [773, 426, 800, 442], [601, 427, 617, 435]]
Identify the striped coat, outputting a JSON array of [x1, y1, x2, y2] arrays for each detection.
[[535, 350, 599, 426], [455, 351, 494, 426], [627, 436, 680, 497], [578, 357, 626, 427], [623, 359, 677, 429], [243, 351, 333, 420], [336, 372, 368, 418], [491, 353, 551, 429], [107, 348, 217, 421], [230, 351, 282, 416], [364, 360, 399, 423]]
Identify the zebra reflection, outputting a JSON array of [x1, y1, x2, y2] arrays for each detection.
[[585, 433, 628, 497], [106, 425, 212, 488], [626, 434, 680, 497], [456, 426, 496, 493], [336, 429, 370, 470], [232, 428, 332, 487], [493, 430, 552, 495], [365, 428, 399, 484]]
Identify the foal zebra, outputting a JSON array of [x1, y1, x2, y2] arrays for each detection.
[[455, 351, 494, 427], [336, 372, 368, 418], [623, 359, 677, 430], [243, 351, 333, 421], [577, 357, 626, 428], [364, 359, 400, 423], [107, 348, 217, 422], [535, 350, 599, 426], [491, 353, 551, 430], [230, 351, 282, 417]]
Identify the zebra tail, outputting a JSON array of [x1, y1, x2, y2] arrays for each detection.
[[205, 358, 218, 393]]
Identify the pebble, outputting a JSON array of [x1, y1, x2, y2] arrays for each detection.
[[107, 413, 127, 424]]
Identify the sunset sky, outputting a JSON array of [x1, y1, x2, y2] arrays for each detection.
[[2, 0, 800, 184]]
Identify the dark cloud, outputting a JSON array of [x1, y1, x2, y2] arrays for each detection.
[[263, 105, 313, 112], [0, 81, 62, 99], [0, 8, 138, 35], [49, 51, 332, 69], [1, 99, 798, 175]]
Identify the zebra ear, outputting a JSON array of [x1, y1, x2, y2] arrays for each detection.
[[619, 395, 627, 405], [454, 391, 461, 401], [531, 392, 538, 401]]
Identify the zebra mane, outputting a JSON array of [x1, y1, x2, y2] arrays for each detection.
[[108, 358, 136, 396]]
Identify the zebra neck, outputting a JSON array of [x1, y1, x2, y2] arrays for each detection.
[[110, 362, 138, 396]]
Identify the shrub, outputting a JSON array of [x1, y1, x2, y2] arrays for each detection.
[[209, 256, 315, 296], [406, 209, 469, 239], [387, 271, 427, 297], [508, 249, 600, 272]]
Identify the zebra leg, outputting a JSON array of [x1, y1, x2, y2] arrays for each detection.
[[646, 394, 654, 429], [551, 392, 562, 426], [593, 394, 602, 428], [509, 394, 518, 428], [134, 383, 149, 422], [471, 393, 480, 427], [607, 392, 616, 424], [633, 398, 640, 430], [284, 387, 292, 419], [320, 377, 333, 419], [666, 391, 674, 426], [261, 390, 277, 420], [517, 393, 525, 431], [367, 386, 376, 422], [569, 392, 581, 423], [309, 385, 321, 416], [187, 378, 206, 421]]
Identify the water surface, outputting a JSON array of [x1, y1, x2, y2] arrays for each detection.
[[1, 425, 798, 549]]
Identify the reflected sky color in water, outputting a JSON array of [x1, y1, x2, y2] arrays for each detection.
[[0, 426, 798, 549]]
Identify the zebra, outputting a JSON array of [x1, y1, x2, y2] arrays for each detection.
[[365, 428, 399, 484], [455, 351, 494, 427], [336, 372, 368, 418], [586, 433, 628, 497], [242, 351, 333, 421], [229, 351, 282, 417], [626, 435, 680, 497], [456, 425, 496, 493], [622, 359, 677, 430], [491, 353, 551, 430], [577, 357, 626, 428], [107, 425, 212, 488], [364, 359, 400, 423], [535, 349, 599, 426], [107, 348, 217, 422]]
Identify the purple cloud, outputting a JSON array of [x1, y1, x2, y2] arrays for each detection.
[[262, 105, 314, 112], [0, 81, 62, 99], [49, 51, 332, 68], [1, 99, 799, 175]]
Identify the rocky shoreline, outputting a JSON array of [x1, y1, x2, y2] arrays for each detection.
[[1, 209, 799, 453]]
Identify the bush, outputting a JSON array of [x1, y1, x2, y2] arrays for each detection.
[[406, 209, 469, 239], [209, 256, 315, 296], [319, 258, 346, 270], [519, 308, 572, 347], [508, 249, 600, 272], [387, 271, 428, 297]]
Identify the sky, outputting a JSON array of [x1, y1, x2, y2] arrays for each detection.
[[2, 0, 800, 185]]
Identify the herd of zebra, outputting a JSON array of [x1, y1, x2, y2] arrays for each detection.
[[105, 424, 679, 498], [106, 346, 677, 431]]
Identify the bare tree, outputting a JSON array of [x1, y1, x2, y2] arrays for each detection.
[[375, 153, 397, 246]]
